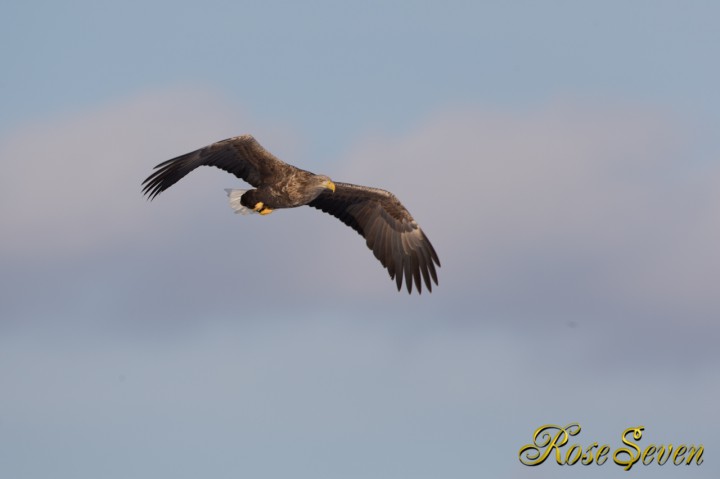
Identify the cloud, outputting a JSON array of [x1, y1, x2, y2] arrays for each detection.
[[335, 103, 720, 321], [0, 87, 319, 324], [0, 87, 299, 259], [1, 95, 718, 479], [1, 314, 717, 479], [2, 94, 718, 327]]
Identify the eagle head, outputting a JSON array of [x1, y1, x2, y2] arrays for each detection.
[[315, 175, 336, 193]]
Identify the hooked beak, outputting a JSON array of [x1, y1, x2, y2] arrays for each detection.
[[323, 180, 336, 193]]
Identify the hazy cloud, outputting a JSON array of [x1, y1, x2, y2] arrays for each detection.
[[337, 104, 720, 321], [2, 94, 718, 326], [1, 92, 718, 479], [0, 87, 304, 258]]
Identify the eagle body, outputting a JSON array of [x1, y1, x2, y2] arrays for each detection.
[[239, 169, 334, 211], [142, 134, 440, 293]]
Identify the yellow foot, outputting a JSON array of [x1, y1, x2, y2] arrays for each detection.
[[253, 201, 273, 215]]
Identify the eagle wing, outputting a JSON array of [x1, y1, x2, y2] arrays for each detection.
[[142, 135, 288, 199], [309, 182, 440, 294]]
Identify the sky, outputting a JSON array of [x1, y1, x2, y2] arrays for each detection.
[[1, 1, 719, 478]]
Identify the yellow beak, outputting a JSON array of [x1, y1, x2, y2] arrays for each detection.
[[324, 180, 336, 193]]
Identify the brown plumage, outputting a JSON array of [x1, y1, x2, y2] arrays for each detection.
[[142, 134, 440, 293]]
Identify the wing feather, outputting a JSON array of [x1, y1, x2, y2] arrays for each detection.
[[142, 135, 288, 199], [308, 182, 440, 294]]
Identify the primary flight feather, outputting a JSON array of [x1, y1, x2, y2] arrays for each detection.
[[142, 135, 440, 293]]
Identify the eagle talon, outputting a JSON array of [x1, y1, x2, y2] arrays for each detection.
[[252, 202, 265, 212], [259, 207, 273, 215]]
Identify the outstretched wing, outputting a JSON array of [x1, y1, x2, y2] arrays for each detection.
[[309, 182, 440, 294], [142, 135, 288, 199]]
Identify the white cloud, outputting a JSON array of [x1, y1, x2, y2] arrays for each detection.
[[2, 95, 718, 320], [335, 103, 720, 319], [1, 97, 718, 478], [0, 87, 297, 259]]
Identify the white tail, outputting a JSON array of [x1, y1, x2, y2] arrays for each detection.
[[224, 189, 255, 215]]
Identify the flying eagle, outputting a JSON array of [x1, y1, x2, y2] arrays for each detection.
[[142, 135, 440, 293]]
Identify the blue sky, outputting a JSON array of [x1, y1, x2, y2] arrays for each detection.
[[1, 1, 719, 478]]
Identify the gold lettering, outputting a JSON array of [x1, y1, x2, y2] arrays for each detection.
[[596, 444, 610, 465], [518, 424, 579, 466], [656, 444, 673, 465], [519, 425, 703, 468], [641, 445, 656, 465], [673, 445, 687, 465], [581, 443, 598, 465], [685, 445, 704, 465], [613, 426, 643, 471], [566, 444, 583, 465]]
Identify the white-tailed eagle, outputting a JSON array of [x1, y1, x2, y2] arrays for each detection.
[[142, 135, 440, 293]]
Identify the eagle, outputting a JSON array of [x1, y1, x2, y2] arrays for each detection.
[[142, 135, 440, 293]]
